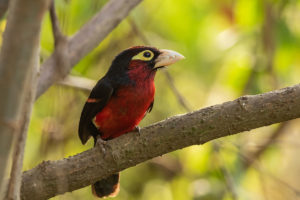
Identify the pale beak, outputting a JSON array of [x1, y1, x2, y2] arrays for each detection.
[[154, 49, 185, 69]]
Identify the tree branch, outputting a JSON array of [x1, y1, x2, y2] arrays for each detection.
[[36, 0, 143, 99], [58, 75, 95, 93], [20, 83, 300, 200], [6, 59, 39, 200], [163, 70, 192, 112], [49, 0, 65, 48], [0, 0, 50, 193]]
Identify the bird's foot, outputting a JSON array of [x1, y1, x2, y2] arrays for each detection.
[[134, 126, 141, 135], [96, 135, 107, 153]]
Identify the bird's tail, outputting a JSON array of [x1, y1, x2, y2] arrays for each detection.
[[92, 173, 120, 198]]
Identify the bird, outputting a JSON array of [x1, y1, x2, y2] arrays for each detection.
[[78, 46, 184, 198]]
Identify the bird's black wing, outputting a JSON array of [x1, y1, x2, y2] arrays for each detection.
[[78, 78, 114, 144]]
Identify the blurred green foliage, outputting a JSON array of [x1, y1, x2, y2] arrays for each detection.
[[5, 0, 300, 199]]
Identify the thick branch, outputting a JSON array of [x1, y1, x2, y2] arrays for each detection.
[[20, 84, 300, 200], [6, 60, 38, 200], [36, 0, 143, 99], [0, 0, 50, 192]]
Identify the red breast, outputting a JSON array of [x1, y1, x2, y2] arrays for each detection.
[[94, 61, 156, 139]]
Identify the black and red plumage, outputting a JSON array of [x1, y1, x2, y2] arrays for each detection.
[[78, 46, 184, 198]]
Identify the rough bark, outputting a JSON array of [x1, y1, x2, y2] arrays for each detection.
[[21, 83, 300, 200], [36, 0, 143, 99], [0, 0, 50, 193]]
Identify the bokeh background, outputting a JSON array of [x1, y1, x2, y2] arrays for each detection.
[[4, 0, 300, 199]]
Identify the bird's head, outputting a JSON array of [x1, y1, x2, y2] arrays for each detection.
[[106, 46, 184, 83]]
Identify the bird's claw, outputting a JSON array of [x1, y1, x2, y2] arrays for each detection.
[[134, 126, 141, 135], [96, 135, 107, 153]]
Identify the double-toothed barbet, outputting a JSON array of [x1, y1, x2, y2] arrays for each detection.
[[78, 46, 184, 198]]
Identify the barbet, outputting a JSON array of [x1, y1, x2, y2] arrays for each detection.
[[79, 46, 184, 198]]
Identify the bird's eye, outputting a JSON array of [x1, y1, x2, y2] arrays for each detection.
[[143, 51, 151, 58], [132, 50, 154, 61]]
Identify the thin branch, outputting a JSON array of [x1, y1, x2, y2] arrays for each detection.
[[47, 0, 70, 90], [20, 83, 300, 200], [163, 70, 192, 112], [0, 0, 50, 193], [58, 75, 96, 93], [49, 0, 66, 48], [36, 0, 143, 99], [262, 1, 277, 88], [243, 0, 280, 96], [241, 39, 260, 95]]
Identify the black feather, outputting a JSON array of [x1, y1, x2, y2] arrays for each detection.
[[78, 78, 114, 144]]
